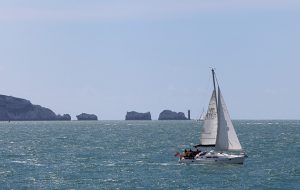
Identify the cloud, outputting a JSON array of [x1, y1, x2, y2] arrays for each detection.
[[0, 0, 300, 22]]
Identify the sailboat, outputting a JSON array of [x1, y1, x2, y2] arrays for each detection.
[[198, 108, 206, 121], [177, 69, 247, 164]]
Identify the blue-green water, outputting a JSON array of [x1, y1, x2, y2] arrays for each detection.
[[0, 120, 299, 189]]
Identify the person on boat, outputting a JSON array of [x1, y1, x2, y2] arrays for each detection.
[[192, 149, 199, 157], [188, 149, 192, 156], [180, 149, 187, 158], [187, 149, 196, 159], [183, 149, 189, 159], [191, 149, 200, 158]]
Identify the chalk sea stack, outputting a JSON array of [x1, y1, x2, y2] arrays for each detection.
[[76, 113, 98, 120], [0, 94, 71, 121], [158, 110, 188, 120], [125, 111, 151, 120]]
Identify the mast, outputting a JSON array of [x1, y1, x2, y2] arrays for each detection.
[[195, 69, 219, 147], [211, 68, 218, 107]]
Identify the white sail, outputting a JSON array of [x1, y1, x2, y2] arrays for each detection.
[[215, 87, 242, 151], [199, 90, 218, 146], [199, 108, 206, 121], [178, 69, 246, 164]]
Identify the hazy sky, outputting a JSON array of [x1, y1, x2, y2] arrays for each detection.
[[0, 0, 299, 120]]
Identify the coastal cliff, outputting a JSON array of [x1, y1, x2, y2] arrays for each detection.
[[76, 113, 98, 120], [125, 111, 151, 120], [158, 110, 187, 120], [0, 95, 71, 121]]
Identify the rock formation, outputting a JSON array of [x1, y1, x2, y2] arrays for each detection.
[[125, 111, 151, 120], [76, 113, 98, 120], [56, 114, 72, 121], [0, 94, 71, 121], [158, 110, 187, 120]]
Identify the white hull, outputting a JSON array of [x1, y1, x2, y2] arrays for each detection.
[[179, 152, 246, 164]]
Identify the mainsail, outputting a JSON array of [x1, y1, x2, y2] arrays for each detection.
[[215, 87, 242, 151], [199, 90, 218, 146]]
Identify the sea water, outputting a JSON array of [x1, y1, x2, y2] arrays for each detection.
[[0, 120, 299, 189]]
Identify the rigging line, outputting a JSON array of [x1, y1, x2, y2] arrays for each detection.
[[214, 69, 220, 88]]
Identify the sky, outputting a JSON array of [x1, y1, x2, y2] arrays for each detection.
[[0, 0, 299, 120]]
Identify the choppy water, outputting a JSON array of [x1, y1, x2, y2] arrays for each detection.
[[0, 120, 299, 189]]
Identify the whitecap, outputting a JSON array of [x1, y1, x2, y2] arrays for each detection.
[[103, 178, 117, 182], [56, 136, 67, 139], [27, 177, 36, 181], [32, 163, 44, 166], [160, 163, 171, 166], [107, 163, 115, 166], [11, 160, 27, 164], [0, 171, 11, 175]]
